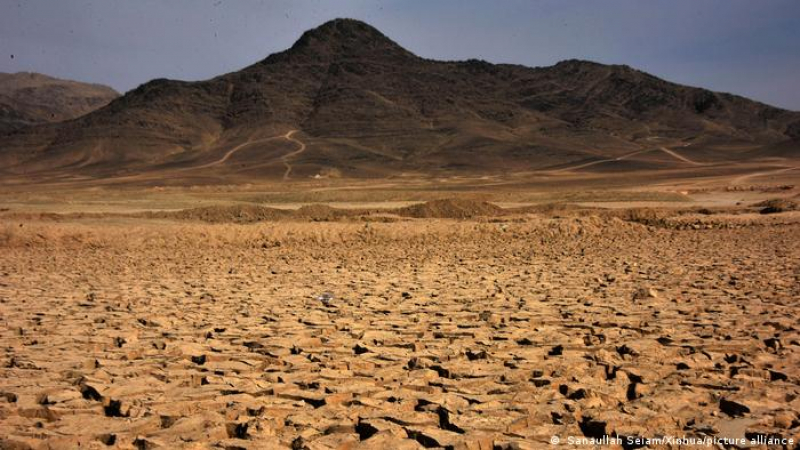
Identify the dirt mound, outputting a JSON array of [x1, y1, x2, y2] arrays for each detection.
[[604, 208, 674, 227], [754, 198, 799, 214], [293, 204, 360, 221], [393, 198, 504, 219], [146, 203, 370, 223], [148, 204, 291, 223]]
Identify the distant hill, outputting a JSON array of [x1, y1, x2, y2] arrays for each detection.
[[0, 72, 119, 133], [1, 19, 798, 182]]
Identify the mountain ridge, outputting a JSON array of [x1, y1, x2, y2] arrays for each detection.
[[1, 18, 798, 182], [0, 72, 119, 134]]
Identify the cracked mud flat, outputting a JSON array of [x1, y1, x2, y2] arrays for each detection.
[[0, 216, 799, 449]]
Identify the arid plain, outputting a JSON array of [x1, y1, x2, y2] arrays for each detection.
[[1, 167, 799, 449]]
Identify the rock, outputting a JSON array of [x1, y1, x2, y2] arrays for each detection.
[[452, 433, 496, 450], [324, 392, 353, 406], [154, 412, 231, 443], [353, 432, 422, 449], [633, 287, 659, 300], [40, 389, 82, 405], [304, 432, 360, 448], [404, 426, 465, 448], [356, 418, 408, 440]]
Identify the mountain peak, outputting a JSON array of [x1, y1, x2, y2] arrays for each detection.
[[286, 18, 414, 61], [304, 18, 384, 38], [3, 19, 798, 180]]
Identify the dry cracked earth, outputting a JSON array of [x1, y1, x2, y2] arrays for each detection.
[[0, 216, 799, 449]]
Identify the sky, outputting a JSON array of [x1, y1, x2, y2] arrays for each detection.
[[1, 0, 799, 110]]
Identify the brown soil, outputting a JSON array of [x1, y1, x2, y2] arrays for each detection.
[[0, 210, 799, 448]]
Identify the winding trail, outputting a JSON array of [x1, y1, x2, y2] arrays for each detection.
[[552, 144, 703, 173], [658, 146, 701, 165], [552, 148, 654, 173], [281, 130, 306, 180], [182, 129, 306, 178], [187, 134, 283, 171]]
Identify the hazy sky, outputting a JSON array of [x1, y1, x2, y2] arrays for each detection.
[[1, 0, 799, 110]]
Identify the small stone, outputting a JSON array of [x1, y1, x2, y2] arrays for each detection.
[[633, 287, 659, 300]]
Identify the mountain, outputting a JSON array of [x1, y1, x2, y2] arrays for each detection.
[[1, 19, 798, 182], [0, 72, 119, 134]]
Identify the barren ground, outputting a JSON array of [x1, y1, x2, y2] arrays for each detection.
[[0, 182, 799, 449]]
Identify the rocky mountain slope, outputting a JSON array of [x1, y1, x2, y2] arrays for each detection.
[[1, 19, 798, 181], [0, 72, 119, 133]]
